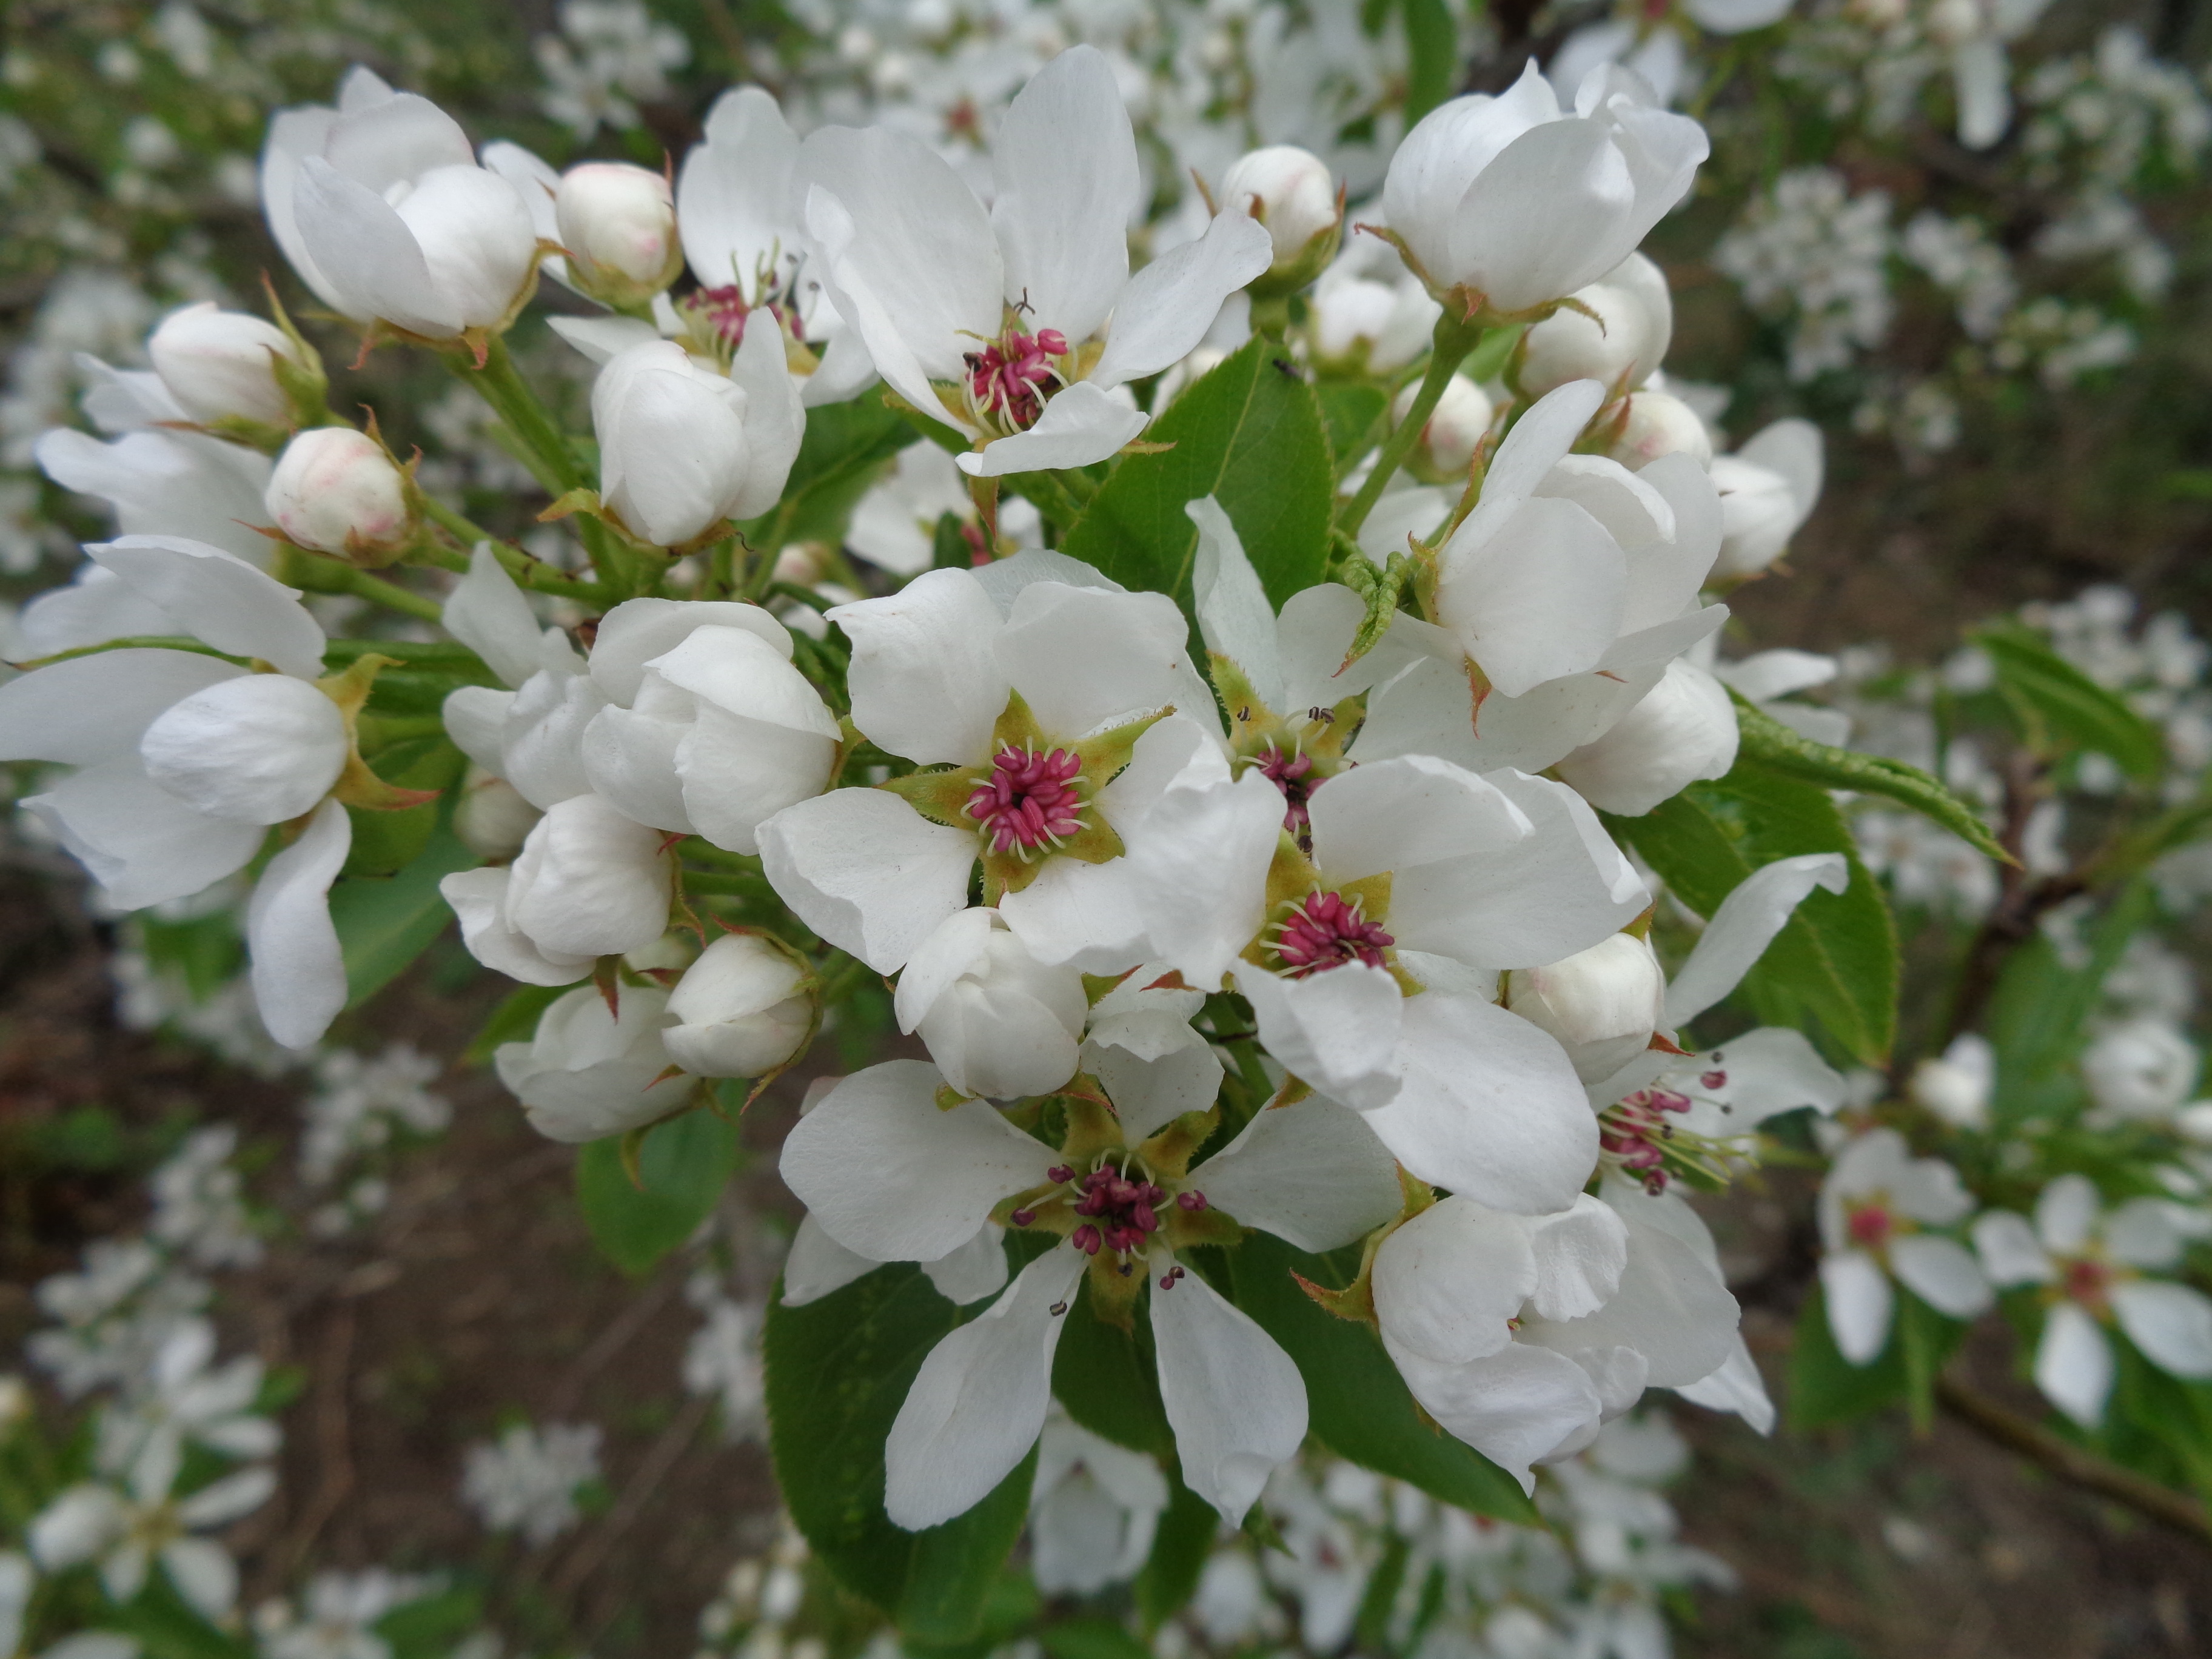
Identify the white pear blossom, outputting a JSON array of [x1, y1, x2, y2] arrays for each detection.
[[759, 557, 1216, 975], [1553, 657, 1740, 816], [780, 1056, 1401, 1527], [0, 536, 364, 1048], [1029, 1409, 1171, 1595], [31, 1446, 274, 1621], [1708, 418, 1824, 580], [492, 982, 689, 1142], [1974, 1173, 2212, 1427], [93, 1317, 278, 1497], [1381, 62, 1708, 312], [2081, 1016, 2199, 1124], [1817, 1128, 1992, 1364], [797, 46, 1272, 477], [460, 1421, 602, 1545], [1514, 252, 1674, 397], [1504, 934, 1667, 1085], [1909, 1032, 1996, 1129], [265, 69, 539, 337]]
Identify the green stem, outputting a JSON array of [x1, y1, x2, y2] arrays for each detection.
[[454, 334, 586, 495], [419, 496, 504, 559], [342, 569, 444, 623], [1337, 312, 1484, 537], [1013, 471, 1087, 533]]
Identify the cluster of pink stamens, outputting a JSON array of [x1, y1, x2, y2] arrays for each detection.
[[965, 327, 1067, 428], [685, 286, 804, 350], [1846, 1202, 1894, 1248], [1601, 1086, 1694, 1195], [1272, 890, 1395, 977], [1258, 745, 1319, 842], [1011, 1162, 1208, 1282], [2064, 1256, 2113, 1313], [965, 745, 1085, 856]]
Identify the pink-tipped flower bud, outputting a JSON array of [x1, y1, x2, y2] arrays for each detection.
[[147, 301, 319, 426], [264, 426, 414, 561], [555, 162, 684, 309], [1394, 373, 1494, 480], [1606, 389, 1713, 471], [663, 933, 815, 1079], [1220, 146, 1342, 281], [1505, 933, 1669, 1085], [1517, 253, 1673, 398]]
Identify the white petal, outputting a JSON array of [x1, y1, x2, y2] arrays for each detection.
[[1236, 964, 1404, 1113], [1307, 752, 1527, 887], [1971, 1211, 2054, 1287], [23, 759, 261, 909], [2035, 1173, 2101, 1255], [88, 536, 326, 679], [440, 866, 593, 987], [174, 1464, 276, 1527], [1191, 1094, 1401, 1252], [1436, 497, 1625, 699], [16, 561, 183, 659], [581, 702, 694, 835], [161, 1537, 238, 1620], [294, 156, 460, 335], [1450, 119, 1637, 310], [1524, 1195, 1631, 1322], [1738, 418, 1825, 523], [679, 86, 800, 290], [1672, 1336, 1775, 1435], [444, 542, 552, 688], [828, 568, 1007, 765], [1664, 853, 1849, 1027], [780, 1212, 881, 1307], [758, 789, 977, 974], [1363, 991, 1597, 1213], [506, 793, 672, 959], [777, 1059, 1058, 1261], [0, 649, 246, 766], [960, 383, 1152, 478], [501, 668, 605, 809], [1151, 1265, 1307, 1523], [1188, 496, 1286, 716], [727, 310, 806, 520], [1818, 1250, 1894, 1366], [997, 581, 1198, 740], [1084, 1013, 1224, 1144], [1130, 771, 1284, 988], [548, 313, 661, 364], [1522, 1216, 1736, 1386], [2106, 1199, 2189, 1270], [29, 1487, 126, 1569], [2112, 1280, 2212, 1379], [1672, 1026, 1846, 1130], [990, 46, 1139, 347], [588, 597, 791, 704], [138, 674, 347, 825], [885, 1247, 1082, 1529], [997, 853, 1155, 974], [1452, 379, 1607, 552], [2035, 1302, 2114, 1428], [1370, 1196, 1537, 1365], [1382, 1338, 1602, 1495], [1889, 1235, 1991, 1319], [1090, 211, 1274, 389], [1952, 37, 2011, 150], [921, 1227, 1011, 1307], [245, 797, 352, 1049]]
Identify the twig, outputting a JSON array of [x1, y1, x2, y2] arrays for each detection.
[[541, 1268, 684, 1421], [1936, 1371, 2212, 1546], [1939, 749, 2083, 1045], [279, 1302, 358, 1575]]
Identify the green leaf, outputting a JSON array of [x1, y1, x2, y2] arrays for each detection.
[[1731, 692, 2009, 863], [104, 1580, 255, 1659], [1401, 0, 1457, 124], [340, 736, 467, 879], [575, 1106, 742, 1276], [1051, 1275, 1175, 1456], [1986, 880, 2154, 1121], [1134, 1469, 1218, 1633], [1604, 762, 1900, 1062], [765, 1263, 1033, 1640], [1230, 1232, 1537, 1523], [1315, 383, 1387, 482], [329, 823, 478, 1007], [1042, 1621, 1155, 1659], [1787, 1283, 1964, 1431], [377, 1587, 484, 1659], [1976, 623, 2167, 780], [1062, 337, 1332, 612], [741, 395, 915, 550]]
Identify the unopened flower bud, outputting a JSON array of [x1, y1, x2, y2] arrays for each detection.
[[1394, 374, 1493, 480], [1710, 418, 1823, 580], [453, 765, 541, 859], [147, 301, 318, 427], [593, 337, 800, 548], [663, 933, 814, 1079], [2082, 1017, 2199, 1122], [1606, 389, 1712, 471], [1517, 253, 1672, 397], [1908, 1033, 1993, 1130], [1556, 659, 1739, 816], [1505, 933, 1667, 1084], [556, 162, 684, 309], [894, 908, 1087, 1100], [264, 427, 414, 562], [494, 983, 689, 1142], [1219, 146, 1341, 292]]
